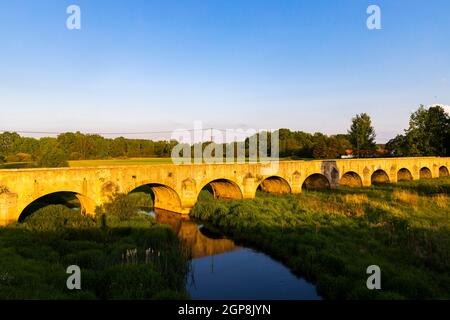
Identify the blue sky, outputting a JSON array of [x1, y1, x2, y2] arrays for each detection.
[[0, 0, 449, 142]]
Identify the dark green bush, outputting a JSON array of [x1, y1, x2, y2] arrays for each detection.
[[22, 205, 95, 231], [97, 193, 148, 222]]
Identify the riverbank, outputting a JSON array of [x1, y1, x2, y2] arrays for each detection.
[[191, 178, 450, 299], [0, 202, 190, 299]]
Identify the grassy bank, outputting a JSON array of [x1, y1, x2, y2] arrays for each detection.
[[191, 178, 450, 299], [0, 197, 189, 299]]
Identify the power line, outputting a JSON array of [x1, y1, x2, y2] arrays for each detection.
[[0, 127, 263, 136], [0, 128, 218, 136], [0, 127, 266, 146]]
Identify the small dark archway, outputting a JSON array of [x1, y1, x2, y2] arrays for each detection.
[[199, 179, 243, 200], [397, 168, 413, 181], [439, 166, 449, 177], [129, 183, 182, 213], [419, 167, 432, 179], [257, 176, 291, 194], [19, 191, 91, 222], [371, 170, 390, 185], [128, 185, 154, 208], [339, 172, 363, 187], [302, 174, 330, 190]]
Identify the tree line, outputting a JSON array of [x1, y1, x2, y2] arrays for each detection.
[[0, 129, 360, 167], [386, 105, 449, 157], [0, 105, 448, 167], [0, 132, 178, 167]]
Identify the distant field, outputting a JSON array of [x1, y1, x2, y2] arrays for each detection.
[[69, 158, 174, 167], [0, 157, 308, 169], [69, 157, 304, 167]]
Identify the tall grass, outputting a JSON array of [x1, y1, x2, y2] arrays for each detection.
[[0, 194, 190, 300], [191, 177, 450, 299]]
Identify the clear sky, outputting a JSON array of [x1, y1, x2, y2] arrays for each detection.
[[0, 0, 449, 142]]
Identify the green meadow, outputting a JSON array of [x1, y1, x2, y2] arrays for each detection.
[[191, 177, 450, 299], [1, 176, 449, 299], [0, 195, 189, 299]]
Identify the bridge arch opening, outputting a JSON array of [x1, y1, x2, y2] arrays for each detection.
[[257, 176, 291, 194], [198, 179, 243, 201], [371, 170, 390, 184], [339, 172, 363, 187], [397, 168, 413, 181], [302, 174, 330, 190], [439, 166, 449, 177], [19, 191, 94, 223], [129, 183, 182, 213], [419, 167, 432, 179]]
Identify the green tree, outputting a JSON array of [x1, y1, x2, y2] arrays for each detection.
[[37, 146, 69, 168], [386, 134, 409, 156], [0, 132, 21, 156], [109, 137, 128, 157], [405, 105, 449, 156], [334, 134, 353, 155], [348, 113, 377, 157], [312, 135, 328, 159]]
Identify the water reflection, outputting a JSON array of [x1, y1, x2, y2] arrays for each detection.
[[149, 209, 321, 300], [153, 209, 238, 259], [188, 248, 321, 300]]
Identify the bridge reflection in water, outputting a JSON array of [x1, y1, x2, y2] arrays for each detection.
[[151, 209, 321, 300], [152, 209, 238, 259]]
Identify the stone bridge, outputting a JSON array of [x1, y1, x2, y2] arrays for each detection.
[[0, 157, 449, 225]]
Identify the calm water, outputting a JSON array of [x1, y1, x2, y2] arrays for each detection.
[[188, 248, 320, 300], [149, 209, 321, 300]]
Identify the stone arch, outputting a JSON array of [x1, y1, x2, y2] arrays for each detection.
[[302, 173, 330, 190], [129, 183, 183, 213], [199, 179, 243, 200], [340, 171, 363, 187], [439, 166, 449, 177], [397, 168, 413, 181], [419, 167, 432, 179], [257, 176, 291, 194], [19, 191, 96, 222], [371, 169, 390, 184]]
